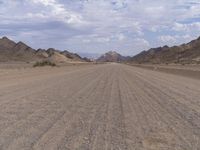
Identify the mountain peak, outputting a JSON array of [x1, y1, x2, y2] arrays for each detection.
[[107, 51, 119, 55], [2, 36, 9, 40], [46, 48, 58, 56], [17, 41, 27, 46], [14, 41, 33, 52], [97, 51, 129, 62], [108, 50, 117, 53], [1, 36, 15, 43], [0, 36, 16, 49]]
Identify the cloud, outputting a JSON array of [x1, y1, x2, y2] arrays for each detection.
[[158, 34, 194, 46], [1, 0, 200, 55], [29, 0, 88, 27], [172, 22, 200, 32], [158, 35, 176, 43]]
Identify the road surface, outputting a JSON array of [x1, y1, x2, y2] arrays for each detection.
[[0, 64, 200, 150]]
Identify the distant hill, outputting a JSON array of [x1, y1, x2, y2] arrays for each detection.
[[0, 36, 88, 63], [61, 50, 83, 61], [0, 37, 37, 62], [97, 51, 130, 62], [131, 36, 200, 64]]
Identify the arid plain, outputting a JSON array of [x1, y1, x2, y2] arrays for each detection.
[[0, 63, 200, 150]]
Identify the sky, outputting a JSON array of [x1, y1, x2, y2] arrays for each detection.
[[1, 0, 200, 56]]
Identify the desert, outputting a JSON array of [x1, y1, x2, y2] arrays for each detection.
[[0, 62, 199, 149], [1, 0, 200, 149]]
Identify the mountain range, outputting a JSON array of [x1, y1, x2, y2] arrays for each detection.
[[1, 36, 200, 64], [131, 36, 200, 64], [0, 37, 89, 63]]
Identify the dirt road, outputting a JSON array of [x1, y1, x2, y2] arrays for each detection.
[[0, 64, 200, 150]]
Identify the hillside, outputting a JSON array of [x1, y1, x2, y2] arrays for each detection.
[[0, 37, 38, 62], [131, 37, 200, 64], [0, 37, 87, 63], [97, 51, 130, 62]]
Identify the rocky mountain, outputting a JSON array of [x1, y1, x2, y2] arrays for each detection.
[[97, 51, 130, 62], [61, 50, 83, 61], [0, 37, 38, 61], [0, 36, 88, 63], [36, 49, 49, 58], [82, 57, 92, 62], [131, 37, 200, 64]]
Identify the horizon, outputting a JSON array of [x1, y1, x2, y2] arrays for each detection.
[[1, 34, 200, 59], [1, 0, 200, 56]]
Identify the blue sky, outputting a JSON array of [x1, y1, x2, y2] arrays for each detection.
[[1, 0, 200, 56]]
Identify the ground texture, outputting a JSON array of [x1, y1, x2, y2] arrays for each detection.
[[0, 64, 200, 150]]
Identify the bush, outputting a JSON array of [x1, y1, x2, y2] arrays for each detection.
[[33, 61, 56, 67]]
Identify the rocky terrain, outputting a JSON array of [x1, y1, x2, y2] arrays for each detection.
[[97, 51, 130, 62], [0, 37, 88, 63], [131, 36, 200, 64], [0, 63, 199, 149]]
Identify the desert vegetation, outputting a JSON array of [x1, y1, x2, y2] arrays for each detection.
[[33, 60, 56, 67]]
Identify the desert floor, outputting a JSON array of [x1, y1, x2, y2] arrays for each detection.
[[0, 63, 200, 150]]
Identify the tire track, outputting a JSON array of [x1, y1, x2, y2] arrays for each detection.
[[32, 67, 108, 150], [0, 64, 200, 150], [121, 65, 200, 149]]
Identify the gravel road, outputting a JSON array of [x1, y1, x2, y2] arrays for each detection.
[[0, 63, 200, 150]]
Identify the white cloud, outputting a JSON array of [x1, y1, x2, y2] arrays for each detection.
[[29, 0, 87, 27], [133, 38, 150, 48], [116, 33, 126, 41], [1, 0, 200, 55], [173, 22, 200, 32], [158, 34, 194, 46], [158, 35, 176, 43], [30, 0, 56, 6]]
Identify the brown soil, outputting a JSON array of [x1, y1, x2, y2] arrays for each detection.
[[0, 63, 199, 150]]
